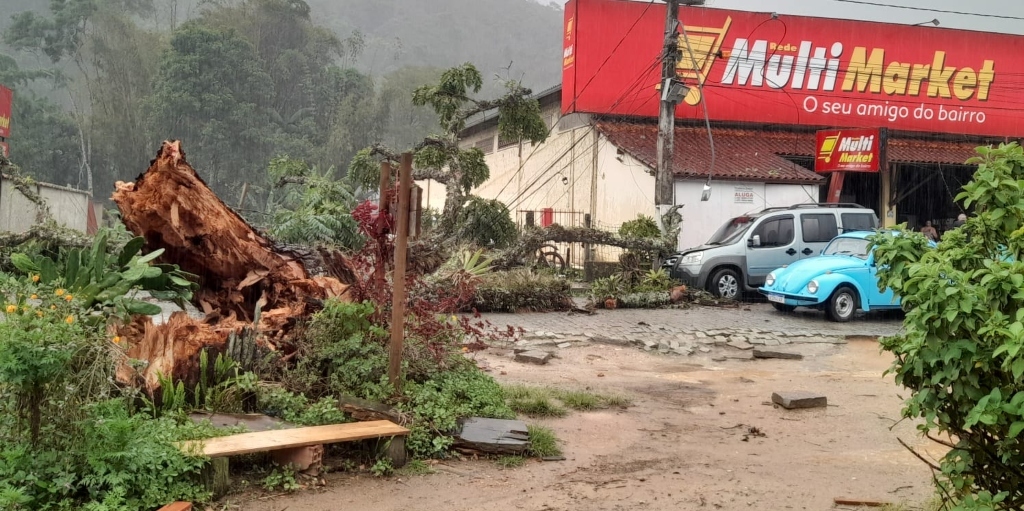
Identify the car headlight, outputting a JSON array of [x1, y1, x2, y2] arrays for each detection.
[[807, 280, 819, 294], [680, 251, 704, 266], [662, 257, 678, 268], [765, 273, 775, 287]]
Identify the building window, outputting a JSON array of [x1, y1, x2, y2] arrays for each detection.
[[498, 134, 519, 150], [752, 215, 794, 247], [801, 214, 838, 243], [474, 136, 494, 154], [841, 213, 878, 232]]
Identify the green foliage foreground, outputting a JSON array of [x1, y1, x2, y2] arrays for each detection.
[[871, 143, 1024, 510]]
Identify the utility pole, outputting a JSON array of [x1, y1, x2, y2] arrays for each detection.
[[655, 0, 704, 234], [655, 0, 680, 225]]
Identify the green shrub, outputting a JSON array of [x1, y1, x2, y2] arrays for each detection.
[[618, 214, 661, 239], [0, 399, 226, 510], [399, 367, 515, 458], [527, 425, 561, 458], [472, 268, 572, 312], [871, 142, 1024, 510], [456, 196, 518, 249], [589, 274, 624, 302]]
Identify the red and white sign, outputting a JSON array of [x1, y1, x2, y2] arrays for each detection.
[[563, 0, 1024, 138], [815, 128, 883, 172], [0, 85, 11, 139]]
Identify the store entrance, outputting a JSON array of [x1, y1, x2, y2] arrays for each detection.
[[892, 163, 975, 237]]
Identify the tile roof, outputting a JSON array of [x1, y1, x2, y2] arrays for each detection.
[[594, 120, 989, 184], [594, 121, 825, 184]]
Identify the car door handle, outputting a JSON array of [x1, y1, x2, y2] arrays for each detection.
[[802, 248, 813, 255], [786, 248, 797, 256]]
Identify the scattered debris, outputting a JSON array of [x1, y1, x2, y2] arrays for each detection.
[[453, 418, 530, 455], [541, 456, 566, 462], [726, 339, 754, 350], [189, 412, 291, 431], [515, 350, 553, 365], [772, 391, 828, 410], [557, 342, 572, 349], [833, 497, 890, 507], [752, 349, 804, 360], [337, 395, 408, 425], [741, 426, 767, 442]]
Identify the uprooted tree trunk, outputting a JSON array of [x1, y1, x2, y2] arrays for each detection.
[[111, 140, 357, 393], [491, 224, 675, 269]]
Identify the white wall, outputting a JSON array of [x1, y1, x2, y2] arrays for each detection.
[[673, 180, 820, 250], [0, 177, 91, 233]]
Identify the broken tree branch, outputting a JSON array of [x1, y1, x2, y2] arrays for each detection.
[[896, 437, 942, 471], [492, 224, 674, 269]]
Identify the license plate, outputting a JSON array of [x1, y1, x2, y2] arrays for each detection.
[[767, 293, 786, 304]]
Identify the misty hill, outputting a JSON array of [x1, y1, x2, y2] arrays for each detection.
[[305, 0, 564, 91]]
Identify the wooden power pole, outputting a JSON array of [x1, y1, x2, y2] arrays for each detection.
[[388, 153, 413, 393]]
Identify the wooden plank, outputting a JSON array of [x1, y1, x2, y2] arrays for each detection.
[[833, 497, 889, 507], [157, 503, 192, 511], [178, 420, 409, 458]]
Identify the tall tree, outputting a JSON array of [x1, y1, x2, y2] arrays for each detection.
[[144, 23, 274, 194]]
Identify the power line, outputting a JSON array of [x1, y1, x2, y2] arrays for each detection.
[[830, 0, 1024, 21]]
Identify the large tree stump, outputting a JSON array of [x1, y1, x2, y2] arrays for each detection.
[[111, 140, 356, 392]]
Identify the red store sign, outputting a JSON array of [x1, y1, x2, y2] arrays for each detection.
[[563, 0, 1024, 138], [815, 128, 883, 173]]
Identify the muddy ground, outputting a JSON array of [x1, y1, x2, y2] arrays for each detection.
[[236, 337, 940, 511]]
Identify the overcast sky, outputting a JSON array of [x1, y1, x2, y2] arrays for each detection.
[[538, 0, 1024, 35]]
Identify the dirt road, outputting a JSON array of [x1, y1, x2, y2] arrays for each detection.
[[239, 335, 939, 511]]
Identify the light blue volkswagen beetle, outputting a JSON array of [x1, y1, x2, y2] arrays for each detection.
[[757, 231, 901, 322]]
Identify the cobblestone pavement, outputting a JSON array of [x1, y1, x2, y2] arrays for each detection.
[[479, 303, 903, 358]]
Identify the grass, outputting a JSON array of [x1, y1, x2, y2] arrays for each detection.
[[879, 498, 942, 511], [502, 384, 631, 417], [527, 425, 562, 458], [396, 459, 434, 476], [494, 455, 527, 469]]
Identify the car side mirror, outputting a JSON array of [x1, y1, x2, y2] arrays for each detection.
[[748, 235, 761, 247]]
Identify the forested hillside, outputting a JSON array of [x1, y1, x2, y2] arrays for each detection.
[[0, 0, 563, 213]]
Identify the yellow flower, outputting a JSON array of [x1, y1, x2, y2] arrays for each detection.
[[31, 274, 40, 283], [30, 294, 38, 300], [64, 295, 74, 302], [451, 315, 458, 322], [5, 304, 16, 314], [55, 289, 65, 297], [50, 305, 57, 310], [64, 315, 75, 325], [112, 336, 122, 344], [36, 311, 43, 318], [21, 306, 28, 312]]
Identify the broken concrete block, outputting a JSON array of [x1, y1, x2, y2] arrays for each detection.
[[514, 350, 552, 365], [771, 391, 827, 409], [727, 340, 754, 350], [271, 444, 324, 474], [753, 349, 804, 360], [557, 342, 572, 349], [455, 418, 530, 454], [698, 346, 711, 353]]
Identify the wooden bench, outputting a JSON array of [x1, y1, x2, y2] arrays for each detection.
[[177, 420, 409, 497]]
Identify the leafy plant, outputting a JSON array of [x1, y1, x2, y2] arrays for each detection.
[[618, 214, 661, 239], [635, 268, 675, 293], [455, 196, 518, 249], [590, 274, 624, 302], [397, 459, 434, 476], [267, 155, 364, 249], [870, 142, 1024, 510], [262, 464, 300, 492], [8, 229, 197, 317], [369, 458, 394, 477], [503, 385, 631, 416]]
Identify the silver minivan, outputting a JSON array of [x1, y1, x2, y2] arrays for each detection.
[[663, 203, 879, 299]]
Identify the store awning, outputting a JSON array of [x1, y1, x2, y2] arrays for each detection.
[[594, 120, 987, 184]]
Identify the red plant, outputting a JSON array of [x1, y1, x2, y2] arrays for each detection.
[[348, 191, 518, 362]]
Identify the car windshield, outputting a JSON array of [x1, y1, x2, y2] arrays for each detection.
[[823, 237, 871, 259], [706, 215, 757, 245]]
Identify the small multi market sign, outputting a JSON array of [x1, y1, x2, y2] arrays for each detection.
[[815, 128, 882, 172], [562, 0, 1024, 137]]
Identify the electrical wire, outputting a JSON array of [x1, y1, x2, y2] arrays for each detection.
[[678, 19, 717, 191], [830, 0, 1024, 21]]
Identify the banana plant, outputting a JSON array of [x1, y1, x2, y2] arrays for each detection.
[[9, 230, 198, 316]]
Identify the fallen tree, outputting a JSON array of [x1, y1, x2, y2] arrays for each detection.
[[111, 140, 356, 392], [490, 224, 676, 269]]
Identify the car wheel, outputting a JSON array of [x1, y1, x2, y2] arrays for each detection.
[[771, 302, 796, 313], [826, 286, 858, 322], [709, 268, 741, 300]]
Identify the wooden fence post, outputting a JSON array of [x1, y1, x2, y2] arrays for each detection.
[[389, 153, 413, 392]]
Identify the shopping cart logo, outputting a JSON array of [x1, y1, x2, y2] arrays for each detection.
[[818, 134, 840, 163], [675, 16, 733, 106]]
